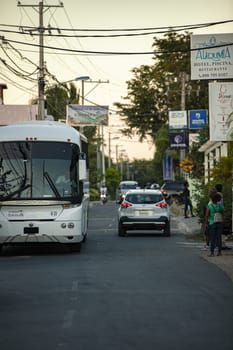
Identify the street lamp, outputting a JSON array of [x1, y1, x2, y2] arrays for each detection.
[[62, 76, 90, 125], [63, 76, 90, 105], [108, 133, 120, 168], [73, 76, 90, 105]]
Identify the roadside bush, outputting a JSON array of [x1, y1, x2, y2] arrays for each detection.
[[90, 188, 99, 201], [192, 157, 232, 235]]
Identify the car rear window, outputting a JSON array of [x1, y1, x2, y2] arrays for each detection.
[[162, 183, 184, 190], [121, 184, 137, 190], [126, 193, 163, 204]]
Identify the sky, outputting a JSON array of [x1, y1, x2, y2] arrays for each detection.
[[0, 0, 233, 160]]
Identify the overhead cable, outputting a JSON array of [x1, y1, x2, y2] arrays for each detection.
[[0, 19, 232, 33], [3, 37, 233, 56]]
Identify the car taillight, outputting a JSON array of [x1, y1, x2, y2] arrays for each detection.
[[155, 202, 167, 208], [121, 202, 132, 208]]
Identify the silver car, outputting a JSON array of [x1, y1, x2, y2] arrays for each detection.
[[118, 189, 170, 236], [115, 180, 139, 203]]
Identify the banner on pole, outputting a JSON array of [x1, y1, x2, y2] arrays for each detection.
[[163, 155, 173, 181], [209, 82, 233, 141], [169, 132, 188, 149]]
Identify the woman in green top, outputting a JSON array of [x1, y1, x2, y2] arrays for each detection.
[[205, 192, 224, 256]]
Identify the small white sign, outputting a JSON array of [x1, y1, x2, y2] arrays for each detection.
[[169, 110, 187, 129], [209, 82, 233, 141]]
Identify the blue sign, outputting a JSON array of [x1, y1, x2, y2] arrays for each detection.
[[169, 132, 188, 149], [163, 155, 173, 181], [189, 109, 208, 129]]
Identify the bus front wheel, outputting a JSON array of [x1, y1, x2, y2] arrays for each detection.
[[68, 243, 81, 253]]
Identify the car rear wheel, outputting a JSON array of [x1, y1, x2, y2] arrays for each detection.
[[163, 222, 171, 236], [118, 223, 126, 236]]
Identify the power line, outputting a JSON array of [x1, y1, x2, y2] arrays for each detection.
[[0, 19, 232, 33], [2, 36, 233, 56], [17, 0, 64, 120]]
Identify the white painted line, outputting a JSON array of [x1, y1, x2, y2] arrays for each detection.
[[71, 280, 78, 292]]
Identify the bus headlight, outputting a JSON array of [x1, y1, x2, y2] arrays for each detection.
[[68, 222, 75, 229], [61, 223, 66, 229]]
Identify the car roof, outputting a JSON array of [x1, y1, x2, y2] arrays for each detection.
[[161, 181, 185, 187], [120, 181, 138, 185], [125, 189, 162, 195]]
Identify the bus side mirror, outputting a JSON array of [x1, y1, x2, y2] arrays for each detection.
[[79, 153, 87, 180]]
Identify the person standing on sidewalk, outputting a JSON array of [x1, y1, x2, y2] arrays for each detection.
[[204, 192, 224, 257], [214, 183, 231, 250], [182, 181, 195, 218]]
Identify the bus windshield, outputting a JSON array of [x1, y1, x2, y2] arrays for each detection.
[[0, 141, 82, 203]]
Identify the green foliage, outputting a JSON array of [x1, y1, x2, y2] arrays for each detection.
[[210, 156, 233, 181], [46, 85, 68, 120], [114, 64, 165, 139], [188, 126, 209, 178], [105, 167, 121, 199], [89, 188, 99, 201], [129, 159, 157, 187], [114, 31, 209, 180], [193, 157, 232, 233], [45, 82, 79, 121], [115, 32, 208, 141]]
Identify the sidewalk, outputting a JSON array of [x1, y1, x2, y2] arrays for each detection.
[[170, 202, 233, 283], [170, 202, 201, 235]]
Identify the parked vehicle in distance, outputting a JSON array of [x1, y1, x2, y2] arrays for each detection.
[[150, 183, 160, 189], [161, 180, 186, 204], [116, 180, 138, 203], [118, 189, 170, 236]]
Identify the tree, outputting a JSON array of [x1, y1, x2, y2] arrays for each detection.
[[114, 32, 209, 179], [129, 159, 156, 187], [45, 82, 79, 120], [115, 32, 209, 141], [187, 126, 209, 178], [105, 167, 121, 199], [193, 156, 232, 233]]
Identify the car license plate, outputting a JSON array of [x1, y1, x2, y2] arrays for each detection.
[[136, 210, 152, 216]]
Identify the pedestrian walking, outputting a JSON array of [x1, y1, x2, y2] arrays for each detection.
[[204, 192, 224, 257], [214, 183, 231, 250], [182, 181, 195, 218]]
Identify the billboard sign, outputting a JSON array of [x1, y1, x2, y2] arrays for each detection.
[[67, 105, 109, 125], [189, 109, 208, 129], [169, 132, 188, 149], [209, 82, 233, 141], [169, 110, 188, 129], [191, 33, 233, 80]]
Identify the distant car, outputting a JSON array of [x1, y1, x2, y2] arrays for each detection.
[[116, 180, 139, 203], [117, 189, 170, 236], [150, 183, 160, 189], [160, 181, 185, 203]]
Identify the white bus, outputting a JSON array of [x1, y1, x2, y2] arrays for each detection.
[[0, 121, 89, 253]]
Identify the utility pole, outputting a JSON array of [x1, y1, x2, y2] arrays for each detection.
[[83, 79, 109, 182], [180, 72, 188, 177], [18, 1, 63, 120]]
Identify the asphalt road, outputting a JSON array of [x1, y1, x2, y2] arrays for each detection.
[[0, 201, 232, 350]]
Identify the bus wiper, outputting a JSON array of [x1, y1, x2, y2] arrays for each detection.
[[43, 171, 61, 199], [0, 184, 31, 200]]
